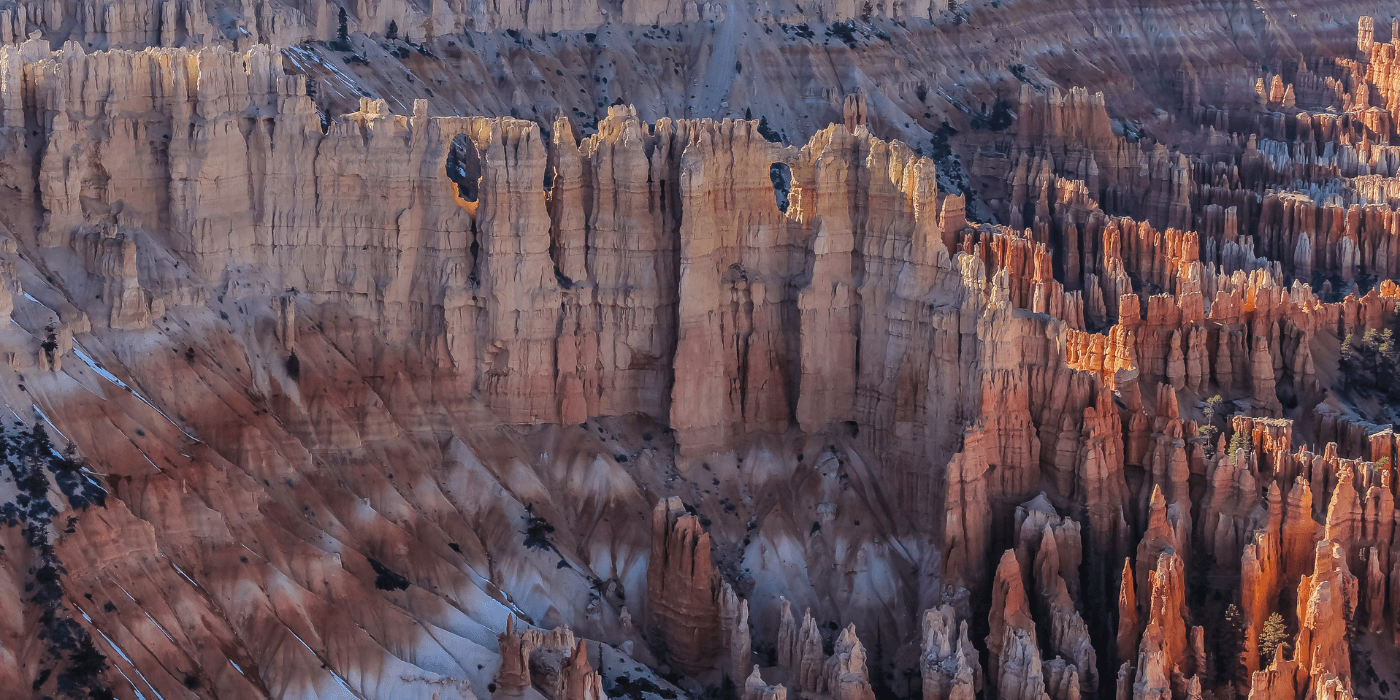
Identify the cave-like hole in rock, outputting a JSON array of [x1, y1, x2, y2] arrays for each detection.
[[446, 134, 481, 202], [770, 162, 791, 213]]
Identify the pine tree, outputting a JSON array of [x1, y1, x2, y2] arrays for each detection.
[[1340, 333, 1360, 381], [386, 19, 398, 40], [1214, 604, 1247, 685], [337, 8, 348, 46], [1339, 328, 1400, 397], [1229, 429, 1248, 456], [1204, 394, 1225, 425], [1379, 328, 1400, 399], [1258, 612, 1289, 665]]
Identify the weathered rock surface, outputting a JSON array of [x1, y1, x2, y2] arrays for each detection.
[[647, 497, 721, 675], [4, 6, 1400, 700], [920, 605, 981, 700]]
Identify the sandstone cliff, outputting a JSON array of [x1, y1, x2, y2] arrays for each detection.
[[4, 6, 1400, 700]]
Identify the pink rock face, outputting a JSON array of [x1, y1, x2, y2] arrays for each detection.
[[777, 603, 831, 694], [1139, 549, 1191, 682], [987, 550, 1037, 693], [1296, 542, 1359, 684], [1015, 496, 1095, 695], [560, 641, 606, 700], [1241, 483, 1284, 675], [495, 616, 541, 694], [744, 666, 788, 700], [7, 7, 1400, 700], [646, 497, 721, 676], [823, 625, 876, 700], [921, 605, 981, 700], [1248, 646, 1301, 700], [719, 581, 752, 682], [1117, 559, 1139, 668]]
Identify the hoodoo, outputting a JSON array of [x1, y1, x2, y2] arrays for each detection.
[[2, 2, 1400, 699]]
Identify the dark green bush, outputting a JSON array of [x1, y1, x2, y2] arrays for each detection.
[[1340, 329, 1400, 401]]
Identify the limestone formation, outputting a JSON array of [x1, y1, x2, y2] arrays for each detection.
[[778, 598, 798, 672], [561, 641, 607, 700], [998, 627, 1053, 700], [1117, 559, 1139, 667], [4, 7, 1400, 700], [794, 608, 829, 694], [987, 550, 1042, 699], [497, 616, 541, 694], [720, 582, 753, 682], [824, 625, 877, 700], [921, 606, 982, 700], [1295, 541, 1357, 684], [1135, 548, 1193, 697], [529, 628, 580, 700], [744, 667, 788, 700], [647, 497, 721, 676]]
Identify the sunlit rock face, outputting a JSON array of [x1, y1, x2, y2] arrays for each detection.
[[4, 3, 1400, 700]]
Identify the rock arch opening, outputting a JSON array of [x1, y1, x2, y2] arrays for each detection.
[[770, 162, 791, 213], [446, 134, 481, 203]]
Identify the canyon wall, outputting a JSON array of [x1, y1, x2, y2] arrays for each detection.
[[1, 3, 1400, 700]]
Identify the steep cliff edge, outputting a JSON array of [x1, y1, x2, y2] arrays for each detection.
[[0, 40, 1015, 698]]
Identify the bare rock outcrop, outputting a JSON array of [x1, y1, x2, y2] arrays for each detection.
[[720, 582, 753, 682], [744, 667, 788, 700], [647, 497, 721, 676], [998, 627, 1053, 700], [1247, 647, 1300, 700], [1134, 549, 1195, 698], [497, 616, 543, 695], [1116, 559, 1139, 668], [920, 605, 981, 700], [561, 641, 607, 700], [988, 550, 1048, 700], [8, 10, 1400, 700], [824, 625, 877, 700], [1295, 541, 1357, 686], [1014, 496, 1095, 695], [778, 599, 829, 694]]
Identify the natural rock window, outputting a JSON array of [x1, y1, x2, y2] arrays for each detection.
[[770, 163, 791, 213], [446, 134, 481, 203]]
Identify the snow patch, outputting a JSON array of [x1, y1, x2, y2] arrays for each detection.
[[73, 346, 130, 389], [73, 344, 201, 442], [168, 557, 200, 588], [144, 611, 178, 644], [288, 627, 358, 697], [31, 404, 68, 443], [94, 627, 162, 700], [22, 291, 53, 311]]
